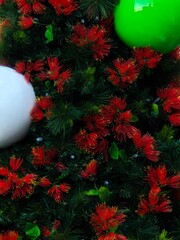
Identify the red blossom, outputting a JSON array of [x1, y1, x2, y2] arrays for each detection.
[[157, 87, 179, 100], [31, 106, 44, 122], [47, 183, 70, 203], [137, 187, 172, 215], [147, 165, 180, 189], [100, 97, 127, 123], [106, 58, 139, 88], [14, 0, 45, 15], [41, 226, 51, 237], [113, 110, 139, 142], [9, 157, 23, 171], [80, 159, 98, 179], [74, 129, 99, 152], [113, 123, 139, 143], [93, 139, 109, 161], [39, 177, 51, 187], [132, 132, 159, 162], [169, 113, 180, 126], [84, 114, 109, 137], [133, 47, 162, 69], [0, 159, 37, 200], [36, 96, 53, 110], [11, 174, 37, 200], [0, 231, 19, 240], [71, 23, 111, 60], [0, 179, 12, 195], [90, 203, 126, 237], [48, 0, 77, 15], [31, 146, 57, 166], [55, 69, 72, 93], [15, 59, 44, 82], [55, 162, 68, 172], [46, 57, 61, 80], [59, 183, 71, 193], [19, 15, 34, 29], [37, 57, 71, 93], [163, 97, 180, 113], [0, 166, 10, 177]]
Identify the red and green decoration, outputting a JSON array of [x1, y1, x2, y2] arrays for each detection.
[[0, 0, 180, 239]]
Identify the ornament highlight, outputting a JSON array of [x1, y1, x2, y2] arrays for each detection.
[[114, 0, 180, 53], [0, 66, 36, 148]]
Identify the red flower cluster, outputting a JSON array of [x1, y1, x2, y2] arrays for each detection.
[[137, 164, 180, 216], [0, 230, 19, 240], [75, 97, 157, 161], [15, 57, 71, 93], [80, 159, 98, 179], [132, 131, 159, 162], [0, 157, 37, 199], [31, 96, 53, 122], [14, 0, 46, 15], [15, 0, 45, 29], [37, 57, 72, 93], [71, 23, 111, 60], [158, 83, 180, 126], [31, 145, 57, 166], [47, 183, 71, 203], [137, 186, 172, 215], [147, 165, 180, 189], [90, 203, 127, 240], [15, 59, 44, 82], [19, 15, 34, 29], [48, 0, 78, 15], [133, 47, 162, 69], [106, 58, 139, 88]]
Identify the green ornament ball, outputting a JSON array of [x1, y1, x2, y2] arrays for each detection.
[[114, 0, 180, 53]]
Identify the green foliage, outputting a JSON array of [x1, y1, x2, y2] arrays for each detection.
[[46, 102, 83, 136], [156, 125, 175, 142], [155, 230, 174, 240], [79, 0, 117, 19]]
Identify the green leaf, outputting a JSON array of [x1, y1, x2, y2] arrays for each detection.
[[45, 80, 51, 89], [130, 115, 139, 122], [25, 223, 41, 239], [59, 170, 69, 180], [108, 142, 119, 160], [118, 149, 129, 162], [84, 189, 99, 196], [151, 103, 159, 116], [98, 186, 110, 203], [45, 24, 53, 43], [155, 229, 173, 240]]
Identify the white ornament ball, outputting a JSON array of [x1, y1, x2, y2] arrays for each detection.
[[0, 66, 36, 148]]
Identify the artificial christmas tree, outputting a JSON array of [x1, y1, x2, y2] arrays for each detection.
[[0, 0, 180, 239]]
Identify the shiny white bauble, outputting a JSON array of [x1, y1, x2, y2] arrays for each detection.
[[0, 66, 36, 148]]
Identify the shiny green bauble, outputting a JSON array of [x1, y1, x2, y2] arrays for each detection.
[[114, 0, 180, 53]]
